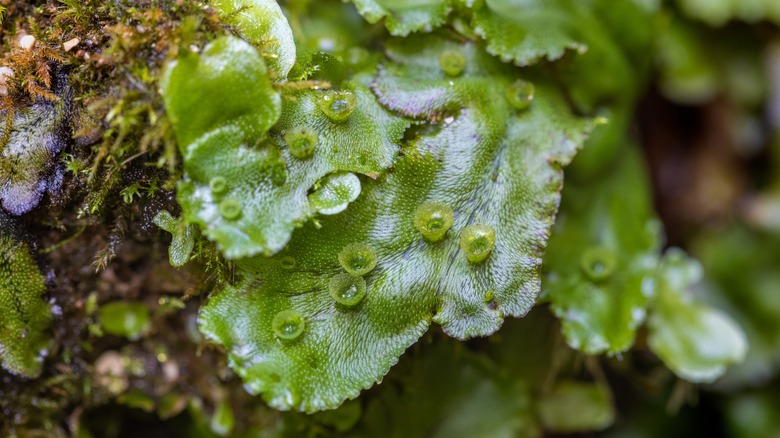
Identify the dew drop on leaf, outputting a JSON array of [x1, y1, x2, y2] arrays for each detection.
[[413, 201, 454, 242], [272, 310, 306, 341], [328, 273, 367, 307], [580, 246, 616, 282], [460, 224, 496, 264], [219, 199, 242, 220], [209, 176, 228, 195], [338, 242, 378, 276], [283, 126, 318, 160], [438, 49, 466, 76], [506, 79, 535, 111], [280, 256, 296, 270], [317, 90, 357, 123]]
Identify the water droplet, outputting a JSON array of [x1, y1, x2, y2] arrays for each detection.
[[317, 90, 357, 123], [209, 176, 228, 195], [272, 310, 305, 340], [460, 224, 496, 264], [414, 201, 454, 242], [219, 198, 242, 220], [580, 246, 616, 282], [328, 273, 366, 307], [438, 49, 466, 76], [280, 256, 296, 270], [283, 126, 318, 160], [506, 79, 535, 111], [338, 242, 378, 276]]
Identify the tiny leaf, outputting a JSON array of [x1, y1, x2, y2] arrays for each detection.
[[647, 249, 748, 383], [153, 211, 196, 267], [99, 301, 151, 341]]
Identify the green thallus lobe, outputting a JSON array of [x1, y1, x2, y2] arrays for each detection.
[[328, 273, 367, 307], [338, 242, 378, 276], [460, 224, 496, 264], [272, 310, 305, 340], [414, 201, 454, 242]]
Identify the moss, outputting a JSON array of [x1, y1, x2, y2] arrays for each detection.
[[0, 217, 52, 378], [0, 0, 228, 218]]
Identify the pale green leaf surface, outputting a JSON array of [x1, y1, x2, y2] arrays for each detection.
[[648, 249, 747, 383], [199, 35, 591, 411], [99, 301, 151, 341], [308, 172, 362, 215], [290, 0, 371, 58], [212, 0, 297, 78], [537, 381, 615, 433], [544, 146, 661, 354], [677, 0, 780, 25], [692, 227, 780, 386], [161, 36, 281, 151], [164, 38, 407, 258], [0, 225, 52, 377], [210, 399, 236, 436], [346, 0, 453, 36], [153, 211, 196, 267], [472, 0, 587, 67]]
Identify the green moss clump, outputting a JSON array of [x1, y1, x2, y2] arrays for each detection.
[[0, 223, 52, 378]]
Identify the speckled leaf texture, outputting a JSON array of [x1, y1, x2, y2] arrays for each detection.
[[212, 0, 297, 77], [0, 222, 52, 377], [163, 37, 407, 259], [346, 0, 453, 36], [472, 0, 587, 66], [198, 34, 593, 412]]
